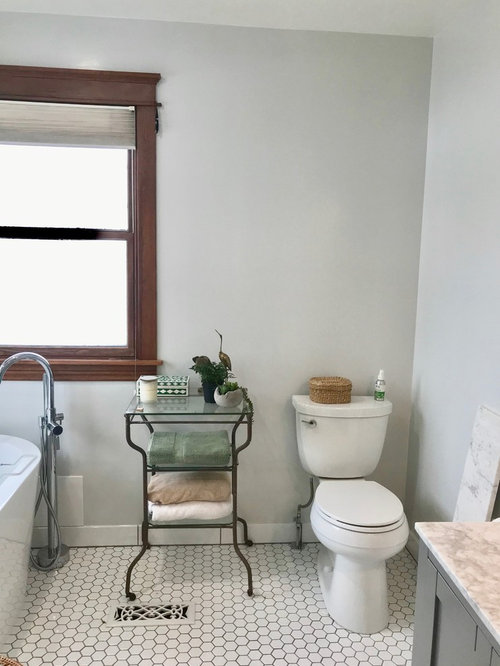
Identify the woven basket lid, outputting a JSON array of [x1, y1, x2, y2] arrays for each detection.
[[309, 376, 352, 389]]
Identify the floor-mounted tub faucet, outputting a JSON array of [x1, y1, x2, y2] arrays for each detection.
[[0, 352, 69, 570]]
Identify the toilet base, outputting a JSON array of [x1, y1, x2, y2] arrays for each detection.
[[317, 545, 388, 634]]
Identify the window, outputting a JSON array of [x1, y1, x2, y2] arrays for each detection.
[[0, 65, 161, 380]]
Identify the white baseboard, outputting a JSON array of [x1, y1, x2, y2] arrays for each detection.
[[148, 527, 221, 545], [33, 522, 319, 548], [242, 522, 316, 545], [32, 524, 137, 547], [33, 523, 417, 556]]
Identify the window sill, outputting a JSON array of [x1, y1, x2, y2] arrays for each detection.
[[0, 358, 162, 381]]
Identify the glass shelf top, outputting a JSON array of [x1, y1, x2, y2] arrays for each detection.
[[125, 394, 250, 417]]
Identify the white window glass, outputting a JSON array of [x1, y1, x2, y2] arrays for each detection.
[[0, 239, 127, 346], [0, 145, 128, 230]]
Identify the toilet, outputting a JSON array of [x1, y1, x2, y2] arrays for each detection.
[[292, 395, 408, 634]]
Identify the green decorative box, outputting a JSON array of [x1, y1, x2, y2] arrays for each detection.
[[136, 375, 189, 397]]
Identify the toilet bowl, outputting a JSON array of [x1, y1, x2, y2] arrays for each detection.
[[292, 395, 409, 634], [311, 479, 409, 634]]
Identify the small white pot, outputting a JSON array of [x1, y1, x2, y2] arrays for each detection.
[[214, 387, 243, 407]]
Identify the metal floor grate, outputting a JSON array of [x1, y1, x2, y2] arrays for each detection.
[[106, 601, 195, 627]]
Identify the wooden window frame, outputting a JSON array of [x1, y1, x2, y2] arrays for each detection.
[[0, 65, 161, 380]]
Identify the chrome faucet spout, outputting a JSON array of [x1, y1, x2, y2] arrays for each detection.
[[0, 352, 63, 436]]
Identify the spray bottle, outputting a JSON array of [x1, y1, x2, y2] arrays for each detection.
[[374, 369, 386, 401]]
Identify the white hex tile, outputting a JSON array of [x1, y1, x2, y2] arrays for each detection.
[[5, 543, 416, 665]]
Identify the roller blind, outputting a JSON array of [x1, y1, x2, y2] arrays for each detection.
[[0, 100, 135, 148]]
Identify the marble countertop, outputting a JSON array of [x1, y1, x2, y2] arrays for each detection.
[[416, 521, 500, 645]]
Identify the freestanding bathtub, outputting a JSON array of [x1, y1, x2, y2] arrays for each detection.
[[0, 435, 40, 654]]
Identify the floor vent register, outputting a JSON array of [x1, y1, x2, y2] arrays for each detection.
[[106, 601, 195, 627]]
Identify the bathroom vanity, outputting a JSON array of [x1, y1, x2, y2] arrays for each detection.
[[412, 522, 500, 666], [123, 395, 254, 600]]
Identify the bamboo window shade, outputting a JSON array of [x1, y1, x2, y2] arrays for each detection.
[[0, 100, 135, 148]]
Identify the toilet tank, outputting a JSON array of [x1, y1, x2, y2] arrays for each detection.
[[292, 396, 392, 478]]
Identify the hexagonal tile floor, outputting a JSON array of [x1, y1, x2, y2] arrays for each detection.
[[6, 543, 416, 665]]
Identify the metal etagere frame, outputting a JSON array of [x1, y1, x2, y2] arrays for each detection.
[[124, 396, 254, 600]]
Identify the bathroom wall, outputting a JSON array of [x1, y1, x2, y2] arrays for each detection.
[[406, 0, 500, 532], [0, 12, 432, 543]]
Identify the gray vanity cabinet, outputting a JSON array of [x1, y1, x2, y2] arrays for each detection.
[[413, 541, 499, 666]]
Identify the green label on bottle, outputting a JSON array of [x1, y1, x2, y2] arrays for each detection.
[[374, 390, 385, 401]]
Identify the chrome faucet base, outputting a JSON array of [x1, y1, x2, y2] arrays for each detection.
[[36, 544, 70, 570]]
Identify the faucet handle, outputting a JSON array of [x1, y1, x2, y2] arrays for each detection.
[[47, 421, 63, 437]]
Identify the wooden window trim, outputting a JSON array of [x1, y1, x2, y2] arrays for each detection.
[[0, 65, 162, 380]]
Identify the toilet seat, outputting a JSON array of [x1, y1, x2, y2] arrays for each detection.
[[314, 479, 404, 533]]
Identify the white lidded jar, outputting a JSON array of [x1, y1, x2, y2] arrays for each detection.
[[139, 375, 158, 402]]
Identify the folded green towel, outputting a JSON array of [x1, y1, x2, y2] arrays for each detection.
[[147, 430, 231, 467]]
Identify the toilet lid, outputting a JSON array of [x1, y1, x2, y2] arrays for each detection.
[[315, 480, 404, 528]]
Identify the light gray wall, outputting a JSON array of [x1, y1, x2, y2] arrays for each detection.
[[406, 0, 500, 527], [0, 13, 432, 535]]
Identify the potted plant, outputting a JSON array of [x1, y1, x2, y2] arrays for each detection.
[[214, 381, 244, 407], [190, 356, 228, 403]]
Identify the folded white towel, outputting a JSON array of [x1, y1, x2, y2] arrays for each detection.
[[149, 498, 232, 522]]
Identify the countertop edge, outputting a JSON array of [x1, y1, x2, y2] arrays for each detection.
[[415, 521, 500, 647]]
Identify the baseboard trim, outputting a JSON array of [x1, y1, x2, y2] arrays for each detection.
[[32, 524, 138, 547], [33, 524, 417, 558], [33, 523, 319, 547]]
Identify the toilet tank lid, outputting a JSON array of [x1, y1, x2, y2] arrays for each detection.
[[292, 395, 392, 418]]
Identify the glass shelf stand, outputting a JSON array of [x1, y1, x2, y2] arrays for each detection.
[[124, 395, 254, 599]]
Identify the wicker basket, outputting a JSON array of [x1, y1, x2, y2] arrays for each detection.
[[0, 657, 23, 666], [309, 376, 352, 404]]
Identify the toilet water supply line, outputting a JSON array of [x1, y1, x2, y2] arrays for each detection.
[[0, 352, 69, 571]]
